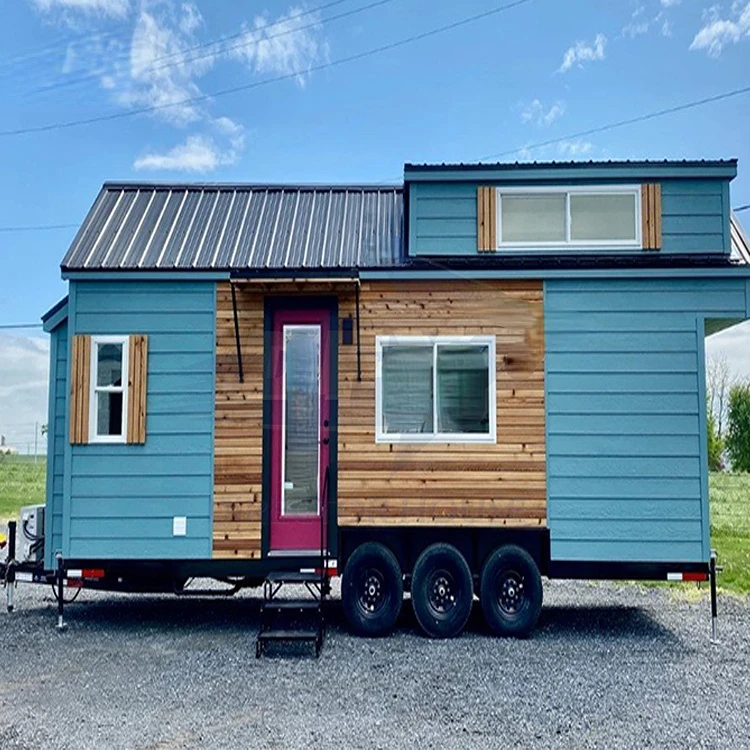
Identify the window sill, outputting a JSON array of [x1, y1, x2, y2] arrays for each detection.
[[494, 242, 641, 252], [87, 436, 127, 445], [375, 433, 497, 445]]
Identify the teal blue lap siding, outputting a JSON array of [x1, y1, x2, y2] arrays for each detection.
[[410, 178, 731, 257], [64, 280, 216, 560], [544, 278, 749, 564], [44, 320, 68, 569]]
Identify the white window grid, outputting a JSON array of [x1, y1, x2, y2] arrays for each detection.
[[89, 335, 129, 444], [495, 185, 642, 250], [375, 335, 497, 444]]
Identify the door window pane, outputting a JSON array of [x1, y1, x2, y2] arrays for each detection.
[[381, 346, 433, 434], [570, 193, 636, 241], [97, 343, 123, 387], [437, 346, 490, 434], [501, 194, 566, 243], [97, 391, 123, 436], [283, 326, 320, 516]]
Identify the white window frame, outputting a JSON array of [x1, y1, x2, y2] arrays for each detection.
[[375, 335, 497, 444], [89, 335, 129, 444], [496, 185, 641, 250]]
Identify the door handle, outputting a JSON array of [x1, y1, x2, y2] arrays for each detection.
[[322, 437, 329, 445]]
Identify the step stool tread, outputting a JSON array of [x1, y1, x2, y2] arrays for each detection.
[[266, 571, 323, 584], [262, 599, 320, 611], [258, 629, 320, 641]]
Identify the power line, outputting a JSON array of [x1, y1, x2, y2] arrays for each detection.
[[0, 223, 78, 233], [475, 85, 750, 161], [26, 0, 394, 98], [734, 204, 750, 213], [0, 0, 533, 137], [8, 0, 359, 95], [0, 324, 43, 330]]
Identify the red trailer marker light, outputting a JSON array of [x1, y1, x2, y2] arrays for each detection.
[[667, 571, 708, 582], [82, 569, 105, 580]]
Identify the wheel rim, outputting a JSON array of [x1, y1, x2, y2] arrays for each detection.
[[426, 568, 458, 616], [357, 568, 387, 616], [496, 569, 528, 616]]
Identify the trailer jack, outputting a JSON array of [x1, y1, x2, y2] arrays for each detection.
[[709, 549, 721, 643], [4, 521, 17, 613], [56, 552, 67, 632]]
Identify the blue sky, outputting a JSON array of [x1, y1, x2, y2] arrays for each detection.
[[1, 0, 750, 448]]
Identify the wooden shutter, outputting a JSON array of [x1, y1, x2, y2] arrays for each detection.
[[477, 186, 497, 252], [641, 183, 662, 250], [127, 335, 148, 444], [69, 335, 91, 444]]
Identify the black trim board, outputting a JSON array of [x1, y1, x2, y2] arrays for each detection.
[[261, 295, 339, 559], [547, 560, 710, 580]]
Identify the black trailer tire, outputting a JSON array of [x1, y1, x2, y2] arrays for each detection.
[[480, 545, 543, 638], [411, 543, 473, 639], [342, 542, 404, 637]]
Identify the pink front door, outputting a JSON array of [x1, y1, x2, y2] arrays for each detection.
[[269, 308, 331, 552]]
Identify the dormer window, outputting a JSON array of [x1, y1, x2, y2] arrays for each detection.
[[497, 186, 640, 248]]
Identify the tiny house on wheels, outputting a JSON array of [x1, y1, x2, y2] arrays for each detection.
[[4, 159, 750, 649]]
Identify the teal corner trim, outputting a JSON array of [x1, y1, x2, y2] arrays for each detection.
[[43, 328, 58, 569], [61, 282, 77, 557], [542, 281, 551, 528], [361, 267, 750, 282], [696, 315, 710, 562], [404, 163, 737, 183], [42, 297, 69, 333], [208, 282, 217, 558]]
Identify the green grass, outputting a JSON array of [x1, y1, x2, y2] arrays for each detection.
[[0, 455, 747, 594], [709, 472, 750, 595], [0, 454, 46, 522]]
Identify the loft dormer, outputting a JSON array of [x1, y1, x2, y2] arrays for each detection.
[[404, 160, 737, 260]]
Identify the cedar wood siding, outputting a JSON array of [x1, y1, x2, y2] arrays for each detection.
[[213, 280, 546, 558]]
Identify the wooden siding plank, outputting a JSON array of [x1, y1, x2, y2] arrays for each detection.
[[653, 183, 662, 249], [69, 334, 91, 444], [212, 278, 547, 556], [127, 335, 148, 444], [641, 183, 662, 250]]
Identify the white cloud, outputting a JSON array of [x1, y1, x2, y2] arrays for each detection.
[[212, 116, 246, 150], [558, 33, 607, 73], [520, 99, 566, 128], [661, 0, 681, 6], [229, 5, 329, 86], [30, 0, 130, 18], [690, 2, 750, 57], [133, 133, 240, 172], [557, 139, 593, 157], [116, 0, 213, 126], [0, 335, 49, 454], [622, 6, 650, 38], [661, 18, 673, 36]]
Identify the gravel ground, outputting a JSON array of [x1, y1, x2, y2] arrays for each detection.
[[0, 579, 748, 750]]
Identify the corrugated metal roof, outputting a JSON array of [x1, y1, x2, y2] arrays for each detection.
[[730, 212, 750, 265], [62, 183, 404, 271]]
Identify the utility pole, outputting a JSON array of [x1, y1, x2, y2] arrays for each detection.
[[34, 421, 39, 464]]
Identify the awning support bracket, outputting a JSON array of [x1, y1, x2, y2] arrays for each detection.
[[231, 282, 244, 384]]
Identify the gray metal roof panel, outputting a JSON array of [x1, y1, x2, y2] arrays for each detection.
[[730, 212, 750, 265], [62, 183, 404, 271]]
